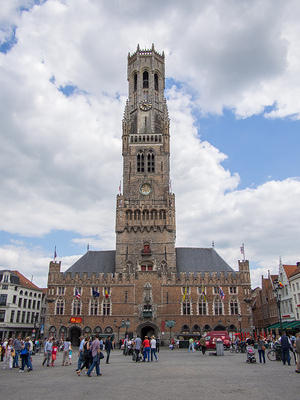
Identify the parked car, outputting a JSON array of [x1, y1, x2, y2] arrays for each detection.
[[204, 331, 231, 350]]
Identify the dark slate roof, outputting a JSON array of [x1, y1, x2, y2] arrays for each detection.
[[65, 251, 115, 275], [65, 247, 234, 275], [176, 247, 234, 273]]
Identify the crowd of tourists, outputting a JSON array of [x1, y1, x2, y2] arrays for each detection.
[[1, 331, 300, 375]]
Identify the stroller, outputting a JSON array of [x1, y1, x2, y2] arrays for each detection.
[[246, 345, 256, 363]]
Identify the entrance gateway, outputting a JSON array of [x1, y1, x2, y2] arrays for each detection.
[[136, 322, 159, 339], [69, 325, 81, 346]]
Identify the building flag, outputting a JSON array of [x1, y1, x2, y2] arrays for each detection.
[[75, 288, 81, 299], [92, 288, 100, 298], [105, 288, 109, 299], [219, 286, 225, 300], [182, 286, 187, 302], [54, 246, 57, 261], [201, 285, 206, 302]]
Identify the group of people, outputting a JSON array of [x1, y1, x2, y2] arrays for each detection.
[[0, 336, 33, 371], [42, 337, 72, 367], [120, 335, 159, 362]]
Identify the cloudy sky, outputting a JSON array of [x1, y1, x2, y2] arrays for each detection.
[[1, 0, 300, 288]]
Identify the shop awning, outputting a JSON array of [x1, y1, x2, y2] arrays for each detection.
[[266, 321, 294, 330], [285, 321, 300, 329]]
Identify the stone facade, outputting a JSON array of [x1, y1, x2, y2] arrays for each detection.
[[45, 45, 252, 344]]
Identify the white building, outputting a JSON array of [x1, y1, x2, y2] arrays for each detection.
[[0, 270, 45, 340], [278, 263, 300, 324], [290, 266, 300, 322]]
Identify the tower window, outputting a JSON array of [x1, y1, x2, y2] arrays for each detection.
[[137, 153, 144, 173], [134, 73, 137, 91], [143, 71, 149, 88], [154, 73, 159, 91], [147, 151, 155, 172]]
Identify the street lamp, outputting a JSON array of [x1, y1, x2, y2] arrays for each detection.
[[273, 280, 283, 334], [238, 314, 242, 334]]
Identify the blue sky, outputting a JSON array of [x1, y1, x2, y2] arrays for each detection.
[[1, 0, 300, 288]]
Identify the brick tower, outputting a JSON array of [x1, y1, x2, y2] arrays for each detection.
[[115, 44, 176, 273]]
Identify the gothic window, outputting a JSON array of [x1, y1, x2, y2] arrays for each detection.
[[72, 299, 81, 315], [154, 73, 159, 91], [198, 295, 207, 315], [102, 299, 111, 316], [142, 209, 149, 220], [230, 286, 237, 294], [126, 210, 132, 220], [134, 73, 137, 91], [134, 209, 140, 220], [124, 291, 128, 303], [143, 71, 149, 88], [90, 299, 99, 316], [159, 210, 166, 219], [150, 209, 157, 219], [56, 299, 64, 315], [214, 296, 223, 315], [141, 264, 153, 271], [230, 299, 239, 315], [147, 151, 155, 172], [182, 301, 191, 315], [57, 286, 65, 295], [137, 152, 144, 173]]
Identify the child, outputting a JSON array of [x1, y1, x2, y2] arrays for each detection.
[[68, 345, 72, 365], [51, 341, 58, 367]]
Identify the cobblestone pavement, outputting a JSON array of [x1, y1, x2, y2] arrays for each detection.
[[0, 349, 299, 400]]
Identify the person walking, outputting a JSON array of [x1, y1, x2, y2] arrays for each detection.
[[199, 336, 207, 355], [257, 335, 266, 364], [150, 336, 158, 361], [76, 336, 85, 372], [62, 338, 71, 366], [42, 337, 53, 367], [279, 331, 291, 366], [13, 336, 22, 368], [142, 336, 151, 362], [51, 341, 58, 367], [105, 336, 113, 364], [76, 336, 92, 376], [3, 338, 14, 369], [294, 332, 300, 373], [87, 334, 102, 377], [20, 337, 33, 372], [188, 337, 195, 352], [134, 335, 142, 362]]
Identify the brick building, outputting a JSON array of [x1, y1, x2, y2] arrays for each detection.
[[46, 45, 252, 345]]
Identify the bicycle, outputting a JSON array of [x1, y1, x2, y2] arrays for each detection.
[[267, 344, 295, 364]]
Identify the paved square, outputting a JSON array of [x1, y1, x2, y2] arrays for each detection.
[[1, 349, 299, 400]]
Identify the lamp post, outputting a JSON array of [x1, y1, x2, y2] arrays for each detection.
[[273, 280, 283, 334], [238, 314, 242, 335]]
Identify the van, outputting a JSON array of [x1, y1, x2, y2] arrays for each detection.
[[204, 331, 231, 350]]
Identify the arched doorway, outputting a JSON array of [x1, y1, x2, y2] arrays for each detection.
[[69, 326, 81, 346], [137, 322, 159, 339], [214, 324, 226, 331]]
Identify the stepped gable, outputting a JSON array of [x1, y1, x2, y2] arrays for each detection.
[[65, 250, 115, 275], [176, 247, 234, 273]]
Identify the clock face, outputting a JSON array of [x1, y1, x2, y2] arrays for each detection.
[[139, 101, 152, 111], [140, 183, 152, 195]]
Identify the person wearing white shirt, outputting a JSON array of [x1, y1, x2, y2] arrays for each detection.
[[150, 336, 158, 361]]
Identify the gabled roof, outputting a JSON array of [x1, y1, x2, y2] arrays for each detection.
[[283, 265, 300, 279], [176, 247, 234, 273], [12, 270, 42, 291]]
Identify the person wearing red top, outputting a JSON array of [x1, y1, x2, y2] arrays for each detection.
[[142, 336, 150, 362]]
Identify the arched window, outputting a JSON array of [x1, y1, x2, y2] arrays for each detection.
[[126, 210, 132, 220], [142, 210, 149, 220], [159, 210, 166, 219], [72, 299, 81, 315], [143, 71, 149, 88], [90, 299, 99, 316], [198, 295, 207, 315], [147, 151, 155, 172], [182, 301, 191, 315], [137, 152, 144, 173], [134, 209, 140, 220], [154, 73, 159, 91], [230, 299, 239, 315], [214, 295, 223, 315], [56, 299, 64, 315], [134, 73, 137, 91], [150, 209, 157, 219]]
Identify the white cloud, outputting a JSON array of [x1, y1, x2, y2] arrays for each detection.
[[1, 0, 300, 288]]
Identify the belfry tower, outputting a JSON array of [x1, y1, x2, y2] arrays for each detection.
[[115, 44, 176, 273]]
